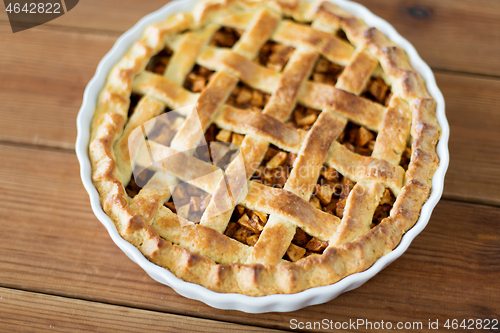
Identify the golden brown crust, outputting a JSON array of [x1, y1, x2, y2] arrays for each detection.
[[329, 182, 384, 246], [299, 82, 385, 131], [336, 50, 378, 95], [89, 0, 441, 296], [325, 141, 405, 195], [273, 20, 355, 65], [233, 8, 281, 59], [245, 111, 345, 264], [215, 105, 307, 153], [242, 182, 340, 241]]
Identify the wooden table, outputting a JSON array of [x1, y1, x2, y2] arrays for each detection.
[[0, 0, 499, 331]]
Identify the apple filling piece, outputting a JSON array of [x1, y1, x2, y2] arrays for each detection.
[[399, 146, 412, 170], [127, 93, 142, 117], [288, 104, 321, 131], [336, 29, 349, 42], [371, 188, 396, 227], [224, 206, 268, 247], [258, 41, 295, 72], [192, 124, 244, 164], [227, 82, 271, 111], [250, 145, 296, 189], [183, 65, 215, 93], [286, 227, 329, 261], [125, 168, 156, 199], [337, 121, 378, 156], [164, 183, 212, 223], [145, 47, 173, 75], [362, 77, 392, 106], [311, 167, 356, 219], [310, 56, 344, 86], [210, 27, 243, 48]]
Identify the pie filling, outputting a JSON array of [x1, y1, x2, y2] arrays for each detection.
[[338, 121, 377, 156], [184, 65, 216, 93], [192, 124, 244, 167], [312, 167, 356, 220], [145, 47, 173, 75], [167, 124, 242, 222], [288, 104, 321, 131], [227, 82, 270, 111], [399, 145, 412, 170], [165, 183, 212, 223], [362, 76, 392, 106], [127, 93, 142, 118], [288, 227, 328, 260], [251, 145, 296, 188], [225, 206, 267, 247], [371, 188, 396, 227], [336, 29, 349, 42], [210, 26, 243, 48], [145, 110, 181, 148], [127, 171, 214, 224], [126, 168, 156, 198], [311, 167, 395, 227], [310, 55, 344, 86], [258, 41, 295, 72]]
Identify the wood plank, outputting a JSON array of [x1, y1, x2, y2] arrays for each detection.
[[0, 1, 168, 34], [0, 288, 285, 332], [0, 24, 116, 150], [1, 0, 499, 76], [0, 144, 498, 331], [356, 0, 500, 77], [436, 73, 500, 206], [1, 21, 499, 204]]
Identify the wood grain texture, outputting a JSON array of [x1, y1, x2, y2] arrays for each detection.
[[0, 144, 498, 332], [356, 0, 500, 76], [436, 73, 500, 206], [0, 1, 169, 34], [0, 25, 499, 205], [0, 288, 285, 332], [2, 0, 499, 76], [0, 23, 115, 149]]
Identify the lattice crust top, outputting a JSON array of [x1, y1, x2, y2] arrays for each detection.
[[89, 0, 440, 295]]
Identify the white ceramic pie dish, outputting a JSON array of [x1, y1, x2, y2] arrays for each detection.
[[76, 0, 449, 313]]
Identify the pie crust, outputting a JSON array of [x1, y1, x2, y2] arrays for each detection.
[[89, 0, 440, 296]]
